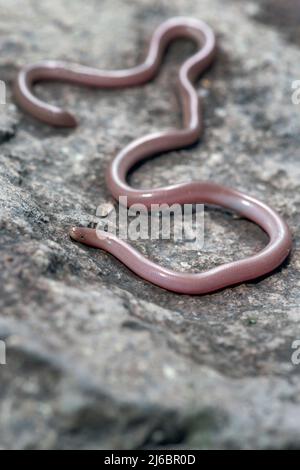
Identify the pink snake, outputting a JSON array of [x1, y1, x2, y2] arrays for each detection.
[[14, 17, 292, 294]]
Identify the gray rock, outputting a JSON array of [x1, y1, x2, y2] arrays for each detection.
[[0, 0, 300, 449]]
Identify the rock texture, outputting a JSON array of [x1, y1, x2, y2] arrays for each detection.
[[0, 0, 300, 449]]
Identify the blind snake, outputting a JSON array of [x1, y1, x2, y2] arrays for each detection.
[[14, 17, 292, 294]]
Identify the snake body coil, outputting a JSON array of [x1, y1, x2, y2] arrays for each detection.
[[14, 17, 292, 294]]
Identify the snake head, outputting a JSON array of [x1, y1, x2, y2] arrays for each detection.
[[69, 226, 93, 243], [69, 226, 105, 247]]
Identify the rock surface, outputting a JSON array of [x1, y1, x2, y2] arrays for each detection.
[[0, 0, 300, 449]]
